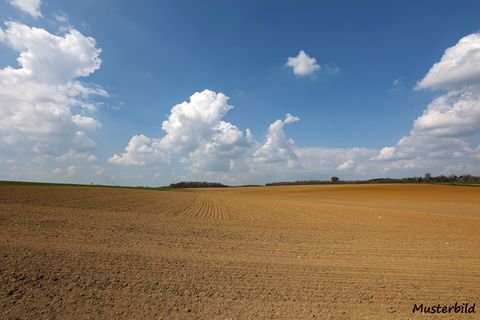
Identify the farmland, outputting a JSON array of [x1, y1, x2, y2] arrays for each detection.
[[1, 184, 479, 319]]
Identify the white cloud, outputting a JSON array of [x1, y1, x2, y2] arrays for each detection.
[[0, 22, 101, 84], [373, 146, 397, 161], [110, 90, 301, 176], [412, 87, 480, 138], [373, 95, 480, 164], [109, 134, 159, 166], [286, 50, 320, 76], [253, 113, 299, 164], [337, 160, 355, 171], [160, 90, 241, 152], [110, 90, 254, 169], [416, 33, 480, 90], [72, 115, 101, 131], [0, 21, 105, 160], [373, 33, 480, 175], [9, 0, 42, 18]]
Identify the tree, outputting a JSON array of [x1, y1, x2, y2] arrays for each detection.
[[331, 176, 339, 183], [424, 173, 431, 182]]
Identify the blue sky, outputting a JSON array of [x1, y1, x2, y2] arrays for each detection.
[[1, 0, 480, 185]]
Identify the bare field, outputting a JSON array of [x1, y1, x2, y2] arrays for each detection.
[[1, 184, 479, 319]]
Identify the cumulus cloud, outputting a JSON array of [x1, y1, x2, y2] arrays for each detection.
[[109, 135, 161, 166], [0, 21, 105, 159], [0, 22, 101, 84], [286, 50, 321, 76], [373, 147, 397, 161], [110, 90, 300, 176], [412, 87, 480, 138], [373, 33, 480, 176], [337, 160, 355, 171], [160, 90, 243, 153], [110, 90, 254, 169], [416, 33, 480, 90], [9, 0, 42, 18], [253, 114, 299, 164]]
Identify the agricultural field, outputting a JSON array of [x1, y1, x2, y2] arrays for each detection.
[[0, 183, 479, 319]]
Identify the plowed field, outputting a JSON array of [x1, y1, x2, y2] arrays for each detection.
[[1, 184, 479, 319]]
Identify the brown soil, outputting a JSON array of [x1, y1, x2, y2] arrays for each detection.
[[1, 184, 479, 319]]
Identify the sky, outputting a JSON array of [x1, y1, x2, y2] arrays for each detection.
[[1, 0, 480, 186]]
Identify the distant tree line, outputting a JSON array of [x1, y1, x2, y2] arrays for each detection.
[[169, 181, 229, 188], [418, 174, 480, 184], [266, 179, 339, 186], [167, 175, 480, 188], [265, 174, 480, 186]]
